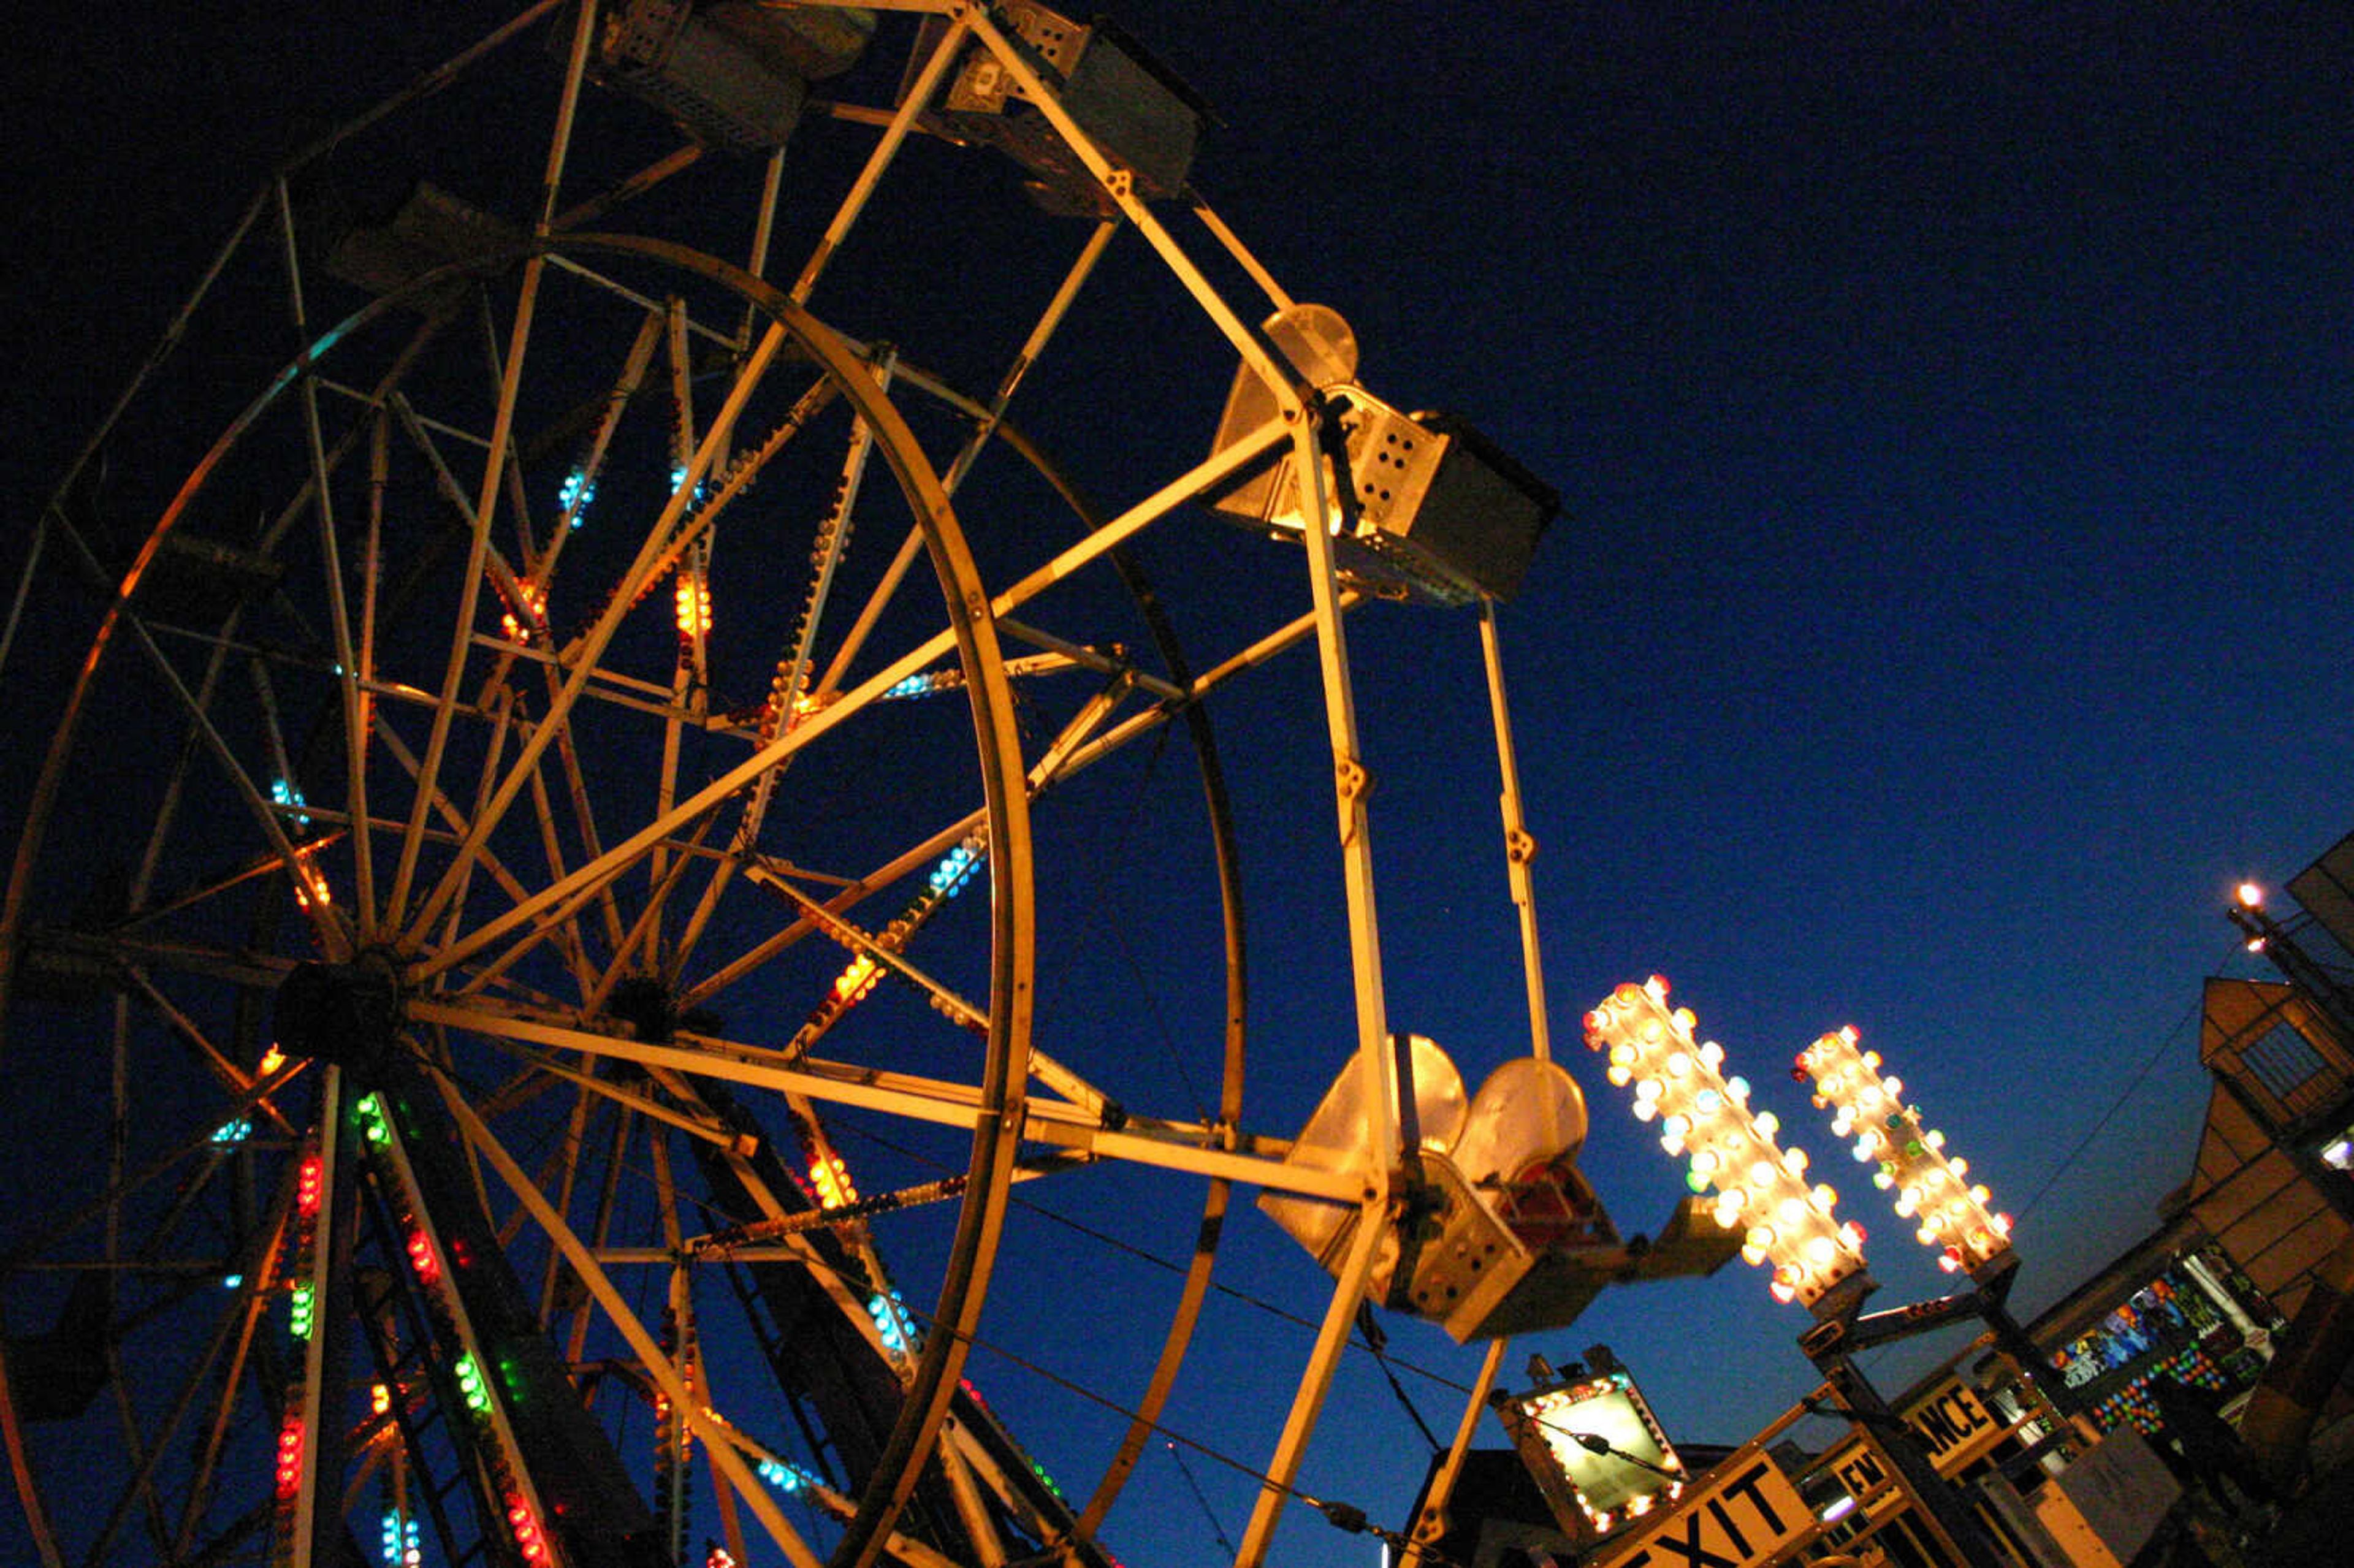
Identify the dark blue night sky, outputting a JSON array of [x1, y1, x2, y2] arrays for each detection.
[[4, 6, 2353, 1567]]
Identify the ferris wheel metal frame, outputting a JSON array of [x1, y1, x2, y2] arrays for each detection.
[[0, 7, 1569, 1568]]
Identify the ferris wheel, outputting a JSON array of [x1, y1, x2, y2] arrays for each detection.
[[0, 8, 1572, 1568]]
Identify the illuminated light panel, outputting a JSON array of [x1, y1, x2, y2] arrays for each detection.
[[354, 1094, 392, 1148], [557, 469, 596, 526], [867, 1289, 915, 1355], [756, 1457, 807, 1494], [274, 1414, 305, 1498], [1584, 976, 1864, 1307], [506, 1494, 549, 1566], [270, 778, 311, 828], [829, 953, 881, 1007], [1794, 1026, 2013, 1274], [500, 579, 545, 644], [454, 1353, 490, 1416], [1506, 1369, 1686, 1533], [674, 575, 712, 639], [296, 1154, 325, 1219], [809, 1151, 858, 1210], [405, 1227, 440, 1286]]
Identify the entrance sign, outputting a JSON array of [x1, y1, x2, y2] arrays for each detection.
[[1823, 1375, 2010, 1510], [1903, 1379, 2004, 1472]]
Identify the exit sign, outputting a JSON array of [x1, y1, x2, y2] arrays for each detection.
[[1591, 1455, 1810, 1568]]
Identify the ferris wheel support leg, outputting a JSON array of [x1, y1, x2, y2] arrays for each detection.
[[1234, 1181, 1395, 1568], [1479, 598, 1553, 1062], [1401, 1336, 1511, 1568], [1286, 414, 1411, 1159], [281, 1068, 347, 1568], [1233, 413, 1414, 1568]]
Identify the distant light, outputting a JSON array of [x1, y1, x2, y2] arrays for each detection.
[[2323, 1137, 2353, 1171], [2236, 881, 2264, 908], [1819, 1494, 1857, 1524]]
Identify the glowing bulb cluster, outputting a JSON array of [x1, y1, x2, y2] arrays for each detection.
[[354, 1094, 392, 1149], [274, 1414, 305, 1498], [829, 953, 882, 1007], [499, 579, 545, 644], [296, 1153, 325, 1220], [927, 841, 982, 899], [380, 1510, 421, 1568], [867, 1289, 915, 1355], [557, 469, 596, 525], [454, 1353, 491, 1416], [674, 574, 712, 639], [884, 669, 961, 701], [810, 1151, 858, 1210], [211, 1116, 253, 1147], [506, 1494, 549, 1565], [1795, 1026, 2012, 1274], [1584, 976, 1865, 1306], [288, 1281, 316, 1341], [757, 1457, 809, 1494], [405, 1225, 440, 1286], [295, 857, 334, 909], [270, 778, 310, 828]]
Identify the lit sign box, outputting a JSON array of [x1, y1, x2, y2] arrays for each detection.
[[1500, 1369, 1686, 1536]]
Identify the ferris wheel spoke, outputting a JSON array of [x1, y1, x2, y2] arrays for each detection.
[[172, 1234, 285, 1561], [274, 179, 380, 949], [416, 600, 965, 988], [81, 598, 351, 959], [470, 295, 554, 580], [115, 965, 299, 1137], [403, 319, 815, 953], [435, 801, 718, 1004], [378, 0, 600, 935], [532, 305, 666, 584], [427, 1068, 832, 1568], [78, 1254, 259, 1568], [665, 356, 895, 980], [580, 812, 731, 1020], [679, 807, 985, 1012], [525, 679, 633, 961], [365, 701, 596, 994]]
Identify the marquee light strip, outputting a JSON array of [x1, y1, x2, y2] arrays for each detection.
[[1584, 977, 1866, 1306], [1794, 1027, 2012, 1274]]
